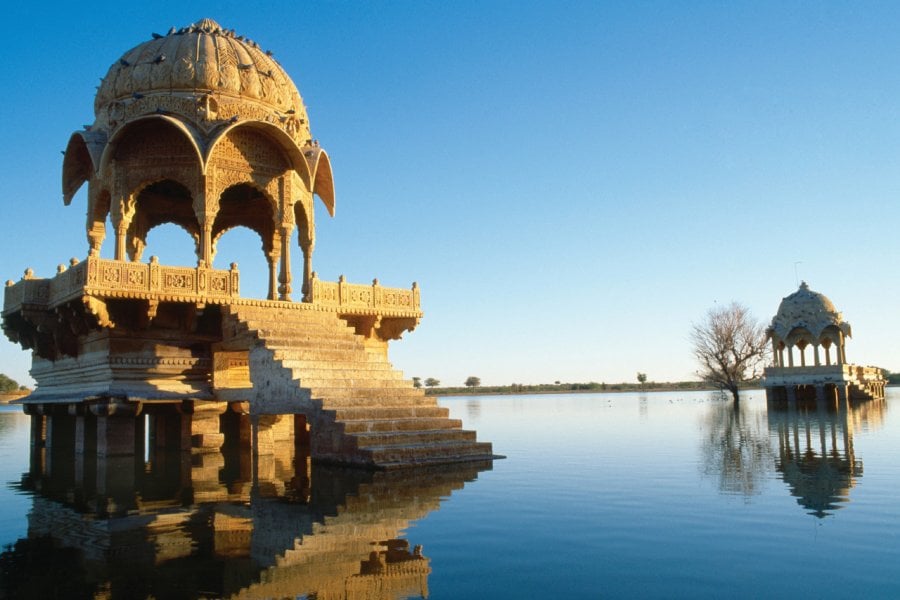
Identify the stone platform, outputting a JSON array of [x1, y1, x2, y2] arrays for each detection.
[[3, 258, 497, 469]]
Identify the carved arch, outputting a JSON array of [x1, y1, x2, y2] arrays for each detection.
[[127, 179, 201, 262], [99, 115, 204, 178], [63, 132, 103, 205], [212, 182, 278, 261], [206, 121, 311, 186], [305, 147, 336, 217]]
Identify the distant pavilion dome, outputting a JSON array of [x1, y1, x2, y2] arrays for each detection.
[[92, 18, 310, 141], [768, 281, 849, 342]]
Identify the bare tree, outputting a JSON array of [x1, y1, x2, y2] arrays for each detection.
[[691, 302, 768, 402]]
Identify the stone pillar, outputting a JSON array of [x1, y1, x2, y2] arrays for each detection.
[[301, 240, 314, 302], [278, 224, 294, 301], [71, 404, 90, 484], [252, 414, 292, 498], [92, 403, 140, 458], [199, 212, 215, 267], [786, 386, 797, 407], [28, 410, 46, 477], [45, 410, 76, 478], [799, 346, 806, 367], [836, 383, 849, 404], [837, 388, 849, 414], [836, 333, 845, 365], [815, 384, 825, 403], [267, 249, 279, 301], [787, 346, 794, 367], [190, 401, 227, 453], [813, 344, 820, 366], [114, 223, 128, 261]]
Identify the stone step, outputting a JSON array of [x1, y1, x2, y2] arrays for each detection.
[[274, 357, 397, 374], [353, 428, 477, 447], [269, 347, 383, 364], [318, 394, 434, 409], [254, 336, 364, 352], [365, 441, 495, 466], [342, 417, 463, 434], [293, 375, 411, 390], [310, 386, 424, 401], [283, 368, 404, 383], [327, 405, 446, 420]]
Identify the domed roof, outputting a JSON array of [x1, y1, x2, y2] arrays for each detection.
[[92, 18, 309, 140], [768, 282, 849, 341]]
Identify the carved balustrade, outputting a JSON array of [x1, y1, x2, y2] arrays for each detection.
[[4, 258, 421, 320], [309, 273, 421, 317]]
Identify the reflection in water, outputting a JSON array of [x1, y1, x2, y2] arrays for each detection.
[[767, 399, 886, 518], [700, 400, 774, 498], [1, 438, 491, 599], [466, 398, 482, 420]]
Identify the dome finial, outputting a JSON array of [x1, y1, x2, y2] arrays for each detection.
[[192, 18, 222, 34], [799, 280, 809, 290]]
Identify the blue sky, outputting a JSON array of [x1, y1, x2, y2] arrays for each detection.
[[3, 2, 900, 387]]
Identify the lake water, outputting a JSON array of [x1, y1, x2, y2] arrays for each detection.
[[1, 389, 899, 598]]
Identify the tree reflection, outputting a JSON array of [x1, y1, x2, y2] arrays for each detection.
[[700, 399, 774, 498]]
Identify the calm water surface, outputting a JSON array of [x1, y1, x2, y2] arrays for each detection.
[[1, 389, 899, 598]]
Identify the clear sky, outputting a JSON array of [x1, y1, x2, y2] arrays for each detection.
[[2, 1, 900, 387]]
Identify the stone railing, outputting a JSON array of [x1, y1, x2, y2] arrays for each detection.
[[851, 365, 885, 382], [764, 364, 885, 383], [4, 258, 421, 320], [309, 273, 421, 316], [4, 256, 240, 313]]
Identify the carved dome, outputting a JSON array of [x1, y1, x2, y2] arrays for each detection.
[[768, 282, 850, 341], [92, 18, 309, 140]]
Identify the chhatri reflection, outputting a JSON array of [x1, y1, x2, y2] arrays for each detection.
[[700, 394, 887, 518], [768, 397, 886, 518], [2, 435, 492, 599]]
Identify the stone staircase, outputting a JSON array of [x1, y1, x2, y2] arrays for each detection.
[[221, 304, 496, 468], [849, 380, 882, 401]]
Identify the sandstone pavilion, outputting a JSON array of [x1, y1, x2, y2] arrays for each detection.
[[763, 282, 886, 406], [2, 18, 496, 469]]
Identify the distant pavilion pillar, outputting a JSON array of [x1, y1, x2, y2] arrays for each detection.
[[815, 384, 825, 403], [786, 386, 797, 406], [836, 332, 845, 365], [813, 344, 821, 366], [787, 345, 794, 367]]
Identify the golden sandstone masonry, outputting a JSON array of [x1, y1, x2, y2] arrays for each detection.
[[2, 19, 496, 468]]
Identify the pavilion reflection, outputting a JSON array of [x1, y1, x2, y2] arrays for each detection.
[[767, 397, 886, 518], [3, 438, 491, 599]]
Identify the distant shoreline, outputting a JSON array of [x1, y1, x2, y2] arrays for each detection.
[[425, 381, 736, 397], [0, 391, 29, 405]]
